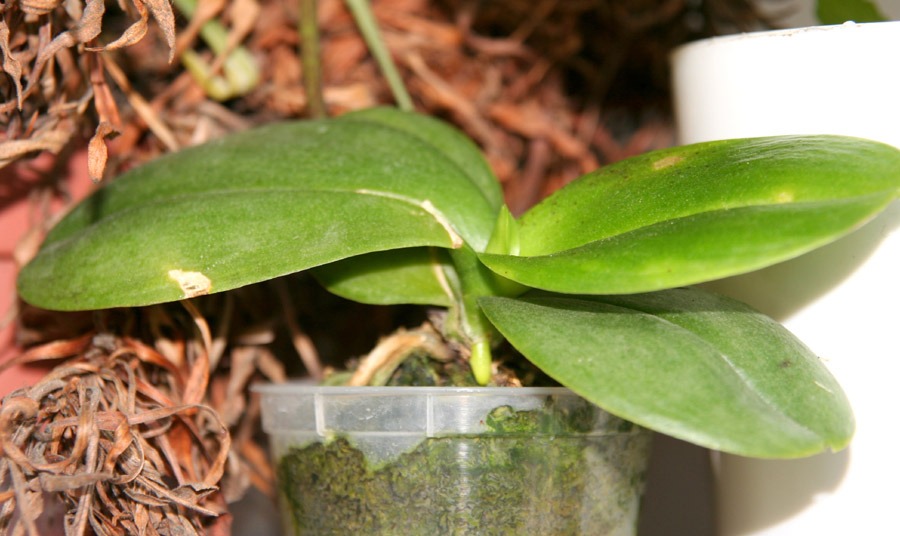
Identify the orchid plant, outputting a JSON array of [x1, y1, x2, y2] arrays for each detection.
[[18, 107, 900, 457]]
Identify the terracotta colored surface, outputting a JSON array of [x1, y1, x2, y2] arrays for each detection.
[[0, 151, 93, 397]]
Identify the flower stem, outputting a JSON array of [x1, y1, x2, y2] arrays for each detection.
[[299, 0, 327, 118], [343, 0, 414, 111]]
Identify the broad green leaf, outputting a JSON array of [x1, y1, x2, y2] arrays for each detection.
[[19, 192, 455, 310], [18, 110, 500, 311], [312, 248, 454, 306], [481, 135, 900, 293], [307, 109, 505, 308], [344, 108, 504, 212], [479, 288, 854, 458], [479, 194, 894, 294], [518, 136, 900, 255]]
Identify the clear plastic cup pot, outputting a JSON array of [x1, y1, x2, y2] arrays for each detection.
[[256, 384, 652, 536]]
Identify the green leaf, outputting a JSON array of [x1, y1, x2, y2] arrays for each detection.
[[480, 194, 894, 294], [485, 205, 520, 255], [309, 109, 508, 309], [18, 110, 500, 310], [817, 0, 887, 24], [481, 135, 900, 294], [479, 288, 854, 458], [344, 108, 504, 212], [312, 248, 454, 306], [19, 191, 455, 310]]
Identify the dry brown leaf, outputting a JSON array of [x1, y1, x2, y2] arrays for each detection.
[[0, 21, 24, 110], [0, 130, 71, 168], [100, 54, 181, 152], [38, 472, 113, 492], [136, 476, 219, 516], [142, 0, 177, 61], [1, 335, 231, 535], [89, 56, 121, 128], [87, 121, 120, 182], [19, 0, 63, 16], [181, 301, 212, 406], [237, 439, 274, 495], [221, 347, 255, 425], [7, 463, 40, 536], [275, 279, 322, 379], [26, 0, 105, 98], [124, 337, 181, 376], [90, 0, 151, 51]]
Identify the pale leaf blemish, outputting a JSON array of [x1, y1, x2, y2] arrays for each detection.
[[168, 269, 212, 298], [421, 200, 464, 248], [355, 189, 464, 248], [814, 380, 834, 394], [653, 155, 684, 170], [775, 190, 795, 203]]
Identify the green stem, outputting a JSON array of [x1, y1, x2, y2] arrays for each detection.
[[343, 0, 414, 111], [299, 0, 327, 118], [172, 0, 260, 100], [470, 339, 492, 386], [447, 245, 502, 385]]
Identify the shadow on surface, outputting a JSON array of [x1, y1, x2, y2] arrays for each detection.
[[639, 433, 715, 536], [703, 201, 900, 321], [716, 447, 851, 534]]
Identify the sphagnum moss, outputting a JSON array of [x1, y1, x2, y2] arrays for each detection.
[[277, 399, 651, 536]]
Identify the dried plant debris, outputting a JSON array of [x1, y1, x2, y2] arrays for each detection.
[[0, 0, 177, 173], [2, 0, 772, 199], [0, 332, 232, 536]]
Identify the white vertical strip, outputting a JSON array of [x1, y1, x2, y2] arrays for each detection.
[[314, 392, 325, 437]]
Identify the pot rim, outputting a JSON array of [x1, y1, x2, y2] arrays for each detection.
[[253, 381, 579, 397], [672, 19, 900, 58]]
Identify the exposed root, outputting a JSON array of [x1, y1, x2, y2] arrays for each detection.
[[347, 323, 452, 386]]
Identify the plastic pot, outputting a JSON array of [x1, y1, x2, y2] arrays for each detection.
[[256, 384, 651, 536]]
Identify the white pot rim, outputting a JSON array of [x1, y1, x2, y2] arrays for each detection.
[[673, 20, 900, 59]]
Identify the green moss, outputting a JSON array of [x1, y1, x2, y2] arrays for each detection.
[[277, 400, 650, 535]]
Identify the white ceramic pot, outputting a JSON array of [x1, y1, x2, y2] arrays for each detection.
[[672, 21, 900, 536]]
